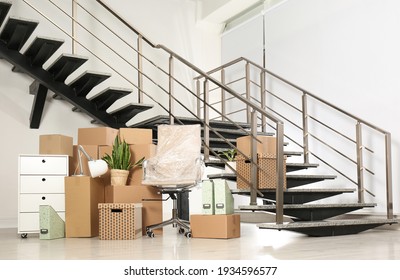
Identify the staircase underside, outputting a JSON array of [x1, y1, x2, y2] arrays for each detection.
[[257, 219, 399, 237]]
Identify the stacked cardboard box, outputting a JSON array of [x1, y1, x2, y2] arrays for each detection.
[[192, 179, 239, 239], [236, 135, 286, 189]]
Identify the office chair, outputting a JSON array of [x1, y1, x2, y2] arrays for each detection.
[[142, 124, 202, 238]]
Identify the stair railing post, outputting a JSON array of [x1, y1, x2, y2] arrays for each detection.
[[168, 54, 174, 124], [276, 121, 285, 224], [385, 132, 393, 219], [260, 70, 266, 133], [72, 0, 77, 54], [137, 34, 144, 103], [250, 110, 258, 205], [196, 79, 201, 119], [221, 68, 226, 121], [356, 122, 365, 203], [302, 92, 309, 164], [245, 62, 251, 123], [203, 79, 210, 161]]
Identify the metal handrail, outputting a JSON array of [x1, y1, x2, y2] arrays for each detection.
[[195, 56, 394, 219]]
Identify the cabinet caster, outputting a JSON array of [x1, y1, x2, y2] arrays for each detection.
[[20, 233, 28, 239]]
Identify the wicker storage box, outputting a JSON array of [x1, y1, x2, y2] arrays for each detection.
[[236, 153, 286, 190], [98, 203, 142, 240]]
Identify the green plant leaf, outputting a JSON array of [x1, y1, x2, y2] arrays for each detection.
[[101, 135, 133, 170]]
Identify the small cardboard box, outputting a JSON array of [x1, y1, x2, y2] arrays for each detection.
[[119, 128, 153, 145], [236, 135, 276, 156], [236, 153, 287, 190], [39, 134, 73, 157], [65, 176, 105, 237], [104, 185, 136, 203], [78, 127, 118, 146], [98, 203, 142, 240], [190, 214, 240, 239]]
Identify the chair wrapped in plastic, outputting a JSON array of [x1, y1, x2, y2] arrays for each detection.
[[142, 124, 202, 238]]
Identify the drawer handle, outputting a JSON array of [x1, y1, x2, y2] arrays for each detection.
[[42, 159, 46, 163], [42, 178, 46, 182], [41, 196, 46, 200]]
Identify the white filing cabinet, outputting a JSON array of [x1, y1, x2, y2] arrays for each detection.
[[18, 154, 69, 238]]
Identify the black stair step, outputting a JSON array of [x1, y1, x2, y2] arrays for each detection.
[[88, 87, 131, 111], [231, 188, 355, 204], [130, 115, 251, 130], [207, 172, 335, 188], [239, 203, 377, 221], [109, 102, 153, 125], [22, 36, 64, 67], [257, 219, 399, 237], [68, 71, 111, 97], [0, 17, 38, 51], [0, 2, 11, 28], [203, 127, 274, 140], [47, 53, 88, 82]]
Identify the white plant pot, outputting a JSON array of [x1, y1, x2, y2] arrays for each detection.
[[225, 161, 236, 173]]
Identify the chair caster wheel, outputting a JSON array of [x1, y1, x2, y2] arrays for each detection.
[[184, 231, 192, 239], [146, 230, 155, 238], [178, 228, 185, 234]]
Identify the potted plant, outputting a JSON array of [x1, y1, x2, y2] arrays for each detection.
[[219, 149, 237, 173], [102, 135, 132, 186]]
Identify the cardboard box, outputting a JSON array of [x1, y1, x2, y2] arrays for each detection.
[[104, 185, 136, 203], [236, 135, 276, 156], [98, 203, 142, 240], [202, 180, 214, 215], [39, 134, 73, 157], [127, 144, 156, 185], [213, 179, 234, 215], [236, 153, 287, 190], [65, 176, 105, 237], [190, 214, 240, 239], [78, 127, 118, 146], [131, 185, 163, 235], [119, 128, 153, 145]]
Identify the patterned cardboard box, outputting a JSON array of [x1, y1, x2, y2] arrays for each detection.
[[98, 203, 142, 240]]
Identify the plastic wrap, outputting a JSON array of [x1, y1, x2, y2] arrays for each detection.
[[142, 124, 203, 186]]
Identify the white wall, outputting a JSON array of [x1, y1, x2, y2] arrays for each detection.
[[0, 0, 221, 228], [221, 0, 400, 214]]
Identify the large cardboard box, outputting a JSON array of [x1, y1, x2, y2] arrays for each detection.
[[127, 144, 157, 185], [104, 185, 136, 203], [119, 128, 153, 145], [65, 176, 105, 237], [39, 134, 73, 157], [190, 214, 240, 239], [236, 135, 276, 156], [98, 203, 142, 240], [236, 153, 287, 190], [78, 127, 118, 146], [131, 185, 163, 235]]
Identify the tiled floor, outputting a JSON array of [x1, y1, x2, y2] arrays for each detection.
[[1, 222, 400, 260]]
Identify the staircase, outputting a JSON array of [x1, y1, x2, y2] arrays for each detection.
[[1, 0, 397, 237]]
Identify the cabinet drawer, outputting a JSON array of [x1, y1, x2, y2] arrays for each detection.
[[19, 194, 65, 212], [18, 212, 65, 233], [19, 155, 68, 175], [20, 176, 65, 193]]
